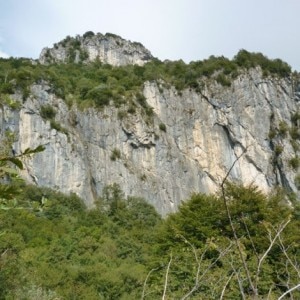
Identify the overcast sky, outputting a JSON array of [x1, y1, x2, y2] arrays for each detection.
[[0, 0, 299, 70]]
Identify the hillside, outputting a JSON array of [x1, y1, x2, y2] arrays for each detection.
[[0, 32, 299, 215], [0, 31, 300, 299]]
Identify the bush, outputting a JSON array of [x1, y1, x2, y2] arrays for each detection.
[[295, 174, 300, 190], [50, 120, 68, 134], [159, 123, 166, 132], [40, 105, 56, 119], [291, 111, 300, 125], [278, 121, 288, 136], [234, 49, 291, 77], [0, 82, 14, 94], [86, 86, 111, 107], [289, 156, 300, 170], [79, 49, 89, 61], [274, 144, 283, 156], [83, 31, 95, 39], [290, 126, 300, 140], [110, 148, 121, 161], [216, 73, 231, 87]]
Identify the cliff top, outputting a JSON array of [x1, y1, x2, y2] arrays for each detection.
[[39, 31, 154, 66]]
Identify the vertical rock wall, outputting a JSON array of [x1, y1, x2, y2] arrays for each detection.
[[0, 69, 299, 215]]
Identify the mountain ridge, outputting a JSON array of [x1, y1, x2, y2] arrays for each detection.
[[39, 31, 153, 66]]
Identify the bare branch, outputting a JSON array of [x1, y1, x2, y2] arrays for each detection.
[[220, 146, 256, 295], [219, 272, 234, 300], [241, 213, 259, 262], [1, 248, 9, 257], [220, 146, 248, 190], [278, 283, 300, 300], [178, 234, 233, 300], [254, 219, 291, 291], [141, 267, 159, 300], [278, 234, 300, 279], [162, 253, 172, 300], [198, 242, 233, 283], [266, 284, 274, 300], [228, 254, 246, 299], [179, 237, 207, 300]]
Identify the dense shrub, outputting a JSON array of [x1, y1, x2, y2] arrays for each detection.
[[40, 104, 56, 119], [83, 31, 95, 39], [289, 156, 300, 170], [159, 123, 166, 132], [234, 49, 291, 77]]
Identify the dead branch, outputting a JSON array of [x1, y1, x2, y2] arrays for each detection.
[[278, 283, 300, 300], [220, 146, 257, 295], [219, 272, 234, 300], [141, 267, 159, 300], [278, 234, 300, 279], [254, 219, 291, 292], [162, 253, 172, 300], [180, 239, 233, 300], [241, 213, 259, 262]]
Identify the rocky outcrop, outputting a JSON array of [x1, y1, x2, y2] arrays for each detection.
[[1, 68, 299, 215], [39, 32, 153, 66]]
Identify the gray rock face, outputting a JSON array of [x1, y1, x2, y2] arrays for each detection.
[[1, 69, 299, 215], [39, 32, 153, 66]]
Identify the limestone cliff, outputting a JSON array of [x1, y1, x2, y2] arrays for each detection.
[[0, 69, 298, 215], [1, 34, 299, 215], [39, 32, 153, 66]]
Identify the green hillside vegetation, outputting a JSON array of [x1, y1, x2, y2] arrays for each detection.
[[0, 49, 292, 114], [0, 180, 299, 299]]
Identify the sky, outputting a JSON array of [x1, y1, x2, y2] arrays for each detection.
[[0, 0, 299, 70]]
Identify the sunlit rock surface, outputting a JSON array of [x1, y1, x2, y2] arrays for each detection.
[[1, 68, 299, 215]]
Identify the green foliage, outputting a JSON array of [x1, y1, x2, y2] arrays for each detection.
[[149, 184, 299, 299], [294, 174, 300, 190], [0, 179, 299, 299], [79, 49, 89, 61], [50, 120, 68, 134], [278, 120, 289, 136], [0, 94, 21, 109], [83, 31, 95, 39], [216, 73, 231, 86], [39, 104, 68, 134], [159, 123, 166, 132], [274, 144, 284, 156], [86, 84, 112, 107], [0, 183, 161, 299], [234, 49, 291, 77], [0, 49, 292, 118], [0, 141, 45, 211], [290, 126, 300, 140], [110, 148, 121, 161], [40, 104, 56, 119], [289, 156, 300, 170], [291, 110, 300, 125]]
